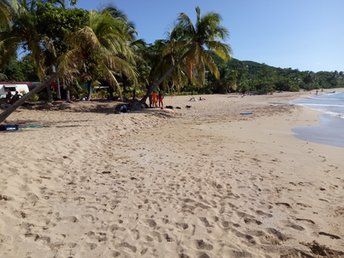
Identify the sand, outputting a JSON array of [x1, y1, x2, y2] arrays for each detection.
[[0, 92, 343, 258]]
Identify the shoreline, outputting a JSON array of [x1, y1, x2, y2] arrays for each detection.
[[291, 89, 344, 148], [293, 113, 344, 148], [0, 92, 343, 257]]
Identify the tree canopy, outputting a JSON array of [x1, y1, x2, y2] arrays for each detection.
[[0, 2, 342, 103]]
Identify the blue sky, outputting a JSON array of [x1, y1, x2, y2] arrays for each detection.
[[75, 0, 344, 72]]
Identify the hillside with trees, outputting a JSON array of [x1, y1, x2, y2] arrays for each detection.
[[206, 58, 344, 95]]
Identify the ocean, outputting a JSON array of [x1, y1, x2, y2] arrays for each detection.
[[291, 91, 344, 148]]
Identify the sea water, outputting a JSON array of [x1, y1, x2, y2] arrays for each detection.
[[291, 91, 344, 148]]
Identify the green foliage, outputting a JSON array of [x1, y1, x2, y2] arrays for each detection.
[[30, 93, 40, 102], [36, 3, 88, 53], [168, 6, 231, 85], [58, 10, 138, 100], [1, 54, 39, 81], [92, 89, 109, 99], [207, 57, 343, 94]]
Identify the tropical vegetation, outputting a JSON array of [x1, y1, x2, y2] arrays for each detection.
[[0, 1, 343, 122]]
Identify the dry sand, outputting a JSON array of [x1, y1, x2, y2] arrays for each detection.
[[0, 92, 343, 258]]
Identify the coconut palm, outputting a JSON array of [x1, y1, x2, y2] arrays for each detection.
[[147, 39, 188, 92], [0, 0, 54, 123], [0, 0, 50, 79], [0, 0, 80, 123], [142, 6, 231, 102], [0, 0, 78, 69], [58, 10, 137, 100]]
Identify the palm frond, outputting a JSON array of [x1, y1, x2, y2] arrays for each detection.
[[206, 41, 232, 62], [104, 54, 137, 84], [171, 12, 195, 40], [201, 50, 220, 79], [66, 26, 101, 53], [102, 65, 122, 98]]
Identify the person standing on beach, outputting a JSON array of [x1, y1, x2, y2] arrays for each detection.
[[151, 91, 158, 108], [147, 85, 153, 107], [148, 92, 152, 107], [158, 91, 164, 108]]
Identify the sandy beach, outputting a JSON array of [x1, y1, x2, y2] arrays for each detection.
[[0, 92, 343, 257]]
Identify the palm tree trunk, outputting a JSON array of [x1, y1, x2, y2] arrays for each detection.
[[66, 90, 71, 102], [46, 84, 53, 102], [0, 79, 52, 123], [63, 79, 71, 102]]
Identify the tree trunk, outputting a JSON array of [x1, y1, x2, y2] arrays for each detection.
[[46, 84, 53, 103], [57, 77, 61, 99], [66, 90, 71, 102], [0, 79, 52, 124]]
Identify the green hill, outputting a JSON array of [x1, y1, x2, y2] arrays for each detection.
[[206, 57, 344, 94]]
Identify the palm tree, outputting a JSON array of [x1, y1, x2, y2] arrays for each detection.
[[147, 39, 188, 92], [58, 10, 137, 100], [0, 1, 51, 80], [0, 0, 80, 123], [142, 6, 231, 102], [0, 0, 79, 69]]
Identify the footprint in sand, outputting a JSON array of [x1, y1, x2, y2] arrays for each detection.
[[195, 239, 213, 250], [285, 222, 305, 231], [319, 232, 341, 240], [244, 218, 262, 225], [265, 228, 288, 242], [81, 214, 95, 223], [199, 217, 212, 228], [117, 242, 137, 253], [111, 250, 121, 257], [176, 222, 189, 230], [255, 209, 273, 218], [0, 194, 13, 201], [61, 216, 78, 223], [86, 231, 108, 242], [145, 235, 154, 242], [146, 219, 157, 228], [164, 233, 174, 242], [87, 242, 97, 250], [296, 218, 315, 225], [275, 202, 292, 208]]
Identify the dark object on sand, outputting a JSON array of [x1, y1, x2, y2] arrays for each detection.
[[186, 105, 192, 109], [240, 111, 253, 115], [176, 106, 181, 109], [0, 124, 19, 131], [115, 104, 129, 113], [166, 105, 174, 109]]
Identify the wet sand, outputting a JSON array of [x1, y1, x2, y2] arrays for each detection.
[[293, 114, 344, 148]]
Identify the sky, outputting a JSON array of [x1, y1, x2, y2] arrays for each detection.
[[74, 0, 344, 72]]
